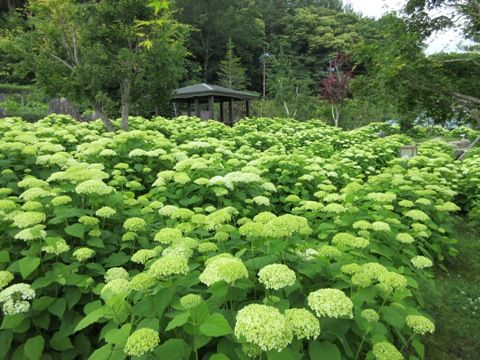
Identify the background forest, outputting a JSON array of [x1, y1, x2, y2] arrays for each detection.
[[0, 0, 479, 130]]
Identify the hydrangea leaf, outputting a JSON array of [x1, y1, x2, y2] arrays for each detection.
[[309, 341, 341, 360], [199, 313, 232, 337], [24, 335, 44, 360]]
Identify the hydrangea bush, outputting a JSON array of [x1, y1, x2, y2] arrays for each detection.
[[0, 114, 469, 359]]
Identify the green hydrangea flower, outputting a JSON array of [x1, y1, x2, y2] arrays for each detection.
[[123, 217, 147, 232], [73, 247, 95, 262], [149, 254, 189, 279], [411, 256, 433, 269], [198, 242, 218, 253], [361, 309, 379, 323], [199, 255, 248, 286], [131, 249, 157, 265], [104, 267, 129, 283], [372, 342, 404, 360], [307, 288, 353, 318], [75, 180, 114, 196], [12, 211, 46, 229], [404, 210, 430, 222], [180, 294, 202, 309], [406, 315, 435, 335], [154, 227, 183, 244], [284, 308, 320, 340], [234, 304, 293, 352], [258, 264, 296, 290], [124, 328, 160, 356], [396, 233, 414, 244], [96, 206, 116, 218], [130, 272, 156, 291]]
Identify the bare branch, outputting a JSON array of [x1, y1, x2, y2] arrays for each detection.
[[48, 53, 74, 70]]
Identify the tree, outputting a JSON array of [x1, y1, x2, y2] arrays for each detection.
[[217, 38, 248, 89], [320, 53, 352, 127], [25, 0, 186, 131], [268, 51, 316, 119]]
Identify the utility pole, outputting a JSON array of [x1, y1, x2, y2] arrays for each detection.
[[259, 51, 272, 100]]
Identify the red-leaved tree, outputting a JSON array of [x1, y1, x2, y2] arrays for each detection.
[[320, 53, 353, 127]]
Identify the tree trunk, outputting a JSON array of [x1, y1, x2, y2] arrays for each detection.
[[332, 104, 341, 127], [93, 103, 115, 132], [120, 78, 131, 131]]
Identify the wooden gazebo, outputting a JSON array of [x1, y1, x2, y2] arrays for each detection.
[[172, 83, 258, 125]]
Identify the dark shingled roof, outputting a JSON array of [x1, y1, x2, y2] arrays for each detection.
[[173, 83, 258, 101]]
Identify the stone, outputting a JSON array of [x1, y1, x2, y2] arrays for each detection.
[[48, 98, 81, 120]]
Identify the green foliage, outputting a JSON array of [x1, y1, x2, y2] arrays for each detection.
[[0, 114, 473, 359], [217, 38, 248, 90]]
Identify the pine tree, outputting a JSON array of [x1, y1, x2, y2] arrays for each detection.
[[217, 38, 248, 90]]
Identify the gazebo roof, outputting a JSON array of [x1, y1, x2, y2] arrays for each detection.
[[173, 83, 258, 101]]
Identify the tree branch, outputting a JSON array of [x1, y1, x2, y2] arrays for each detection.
[[48, 53, 74, 70]]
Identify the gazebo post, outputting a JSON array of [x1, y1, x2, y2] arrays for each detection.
[[245, 100, 251, 117], [194, 98, 200, 118], [208, 95, 215, 120], [187, 101, 192, 117], [220, 101, 224, 123], [228, 98, 234, 126]]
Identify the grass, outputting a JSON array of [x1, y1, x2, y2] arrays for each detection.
[[425, 221, 480, 360]]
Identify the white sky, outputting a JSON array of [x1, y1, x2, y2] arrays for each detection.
[[346, 0, 470, 54]]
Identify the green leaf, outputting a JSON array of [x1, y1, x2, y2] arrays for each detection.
[[105, 252, 130, 267], [65, 223, 85, 239], [74, 308, 104, 333], [48, 298, 66, 318], [380, 307, 405, 329], [153, 339, 191, 360], [19, 257, 41, 279], [0, 330, 13, 360], [210, 355, 230, 360], [0, 250, 10, 263], [267, 348, 303, 360], [309, 341, 341, 360], [105, 324, 132, 346], [165, 312, 190, 331], [24, 335, 44, 360], [88, 344, 112, 360], [32, 296, 55, 312], [1, 314, 26, 330], [199, 313, 233, 337], [49, 332, 73, 351]]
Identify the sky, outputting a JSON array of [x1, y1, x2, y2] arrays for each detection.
[[346, 0, 469, 54]]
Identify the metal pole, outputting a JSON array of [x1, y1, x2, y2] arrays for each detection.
[[263, 60, 266, 100]]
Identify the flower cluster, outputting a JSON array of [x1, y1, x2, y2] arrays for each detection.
[[406, 315, 435, 335], [154, 227, 183, 244], [75, 179, 114, 196], [199, 255, 248, 286], [124, 328, 160, 356], [73, 248, 95, 262], [0, 283, 35, 315], [131, 249, 157, 264], [180, 294, 202, 309], [411, 256, 433, 269], [372, 341, 404, 360], [149, 254, 189, 278], [104, 267, 129, 283], [284, 308, 320, 340], [123, 217, 147, 232], [361, 309, 379, 323], [258, 264, 296, 290], [307, 288, 353, 318], [332, 232, 369, 249], [234, 304, 293, 352]]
